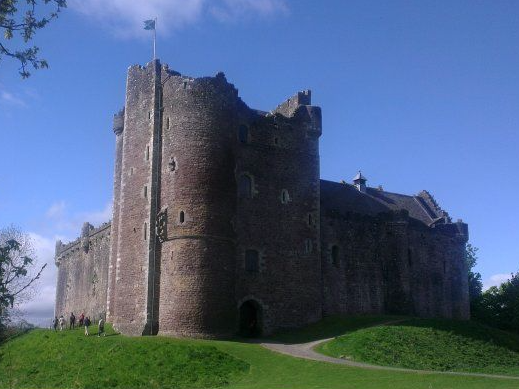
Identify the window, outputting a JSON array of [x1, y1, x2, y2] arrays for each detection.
[[144, 223, 147, 240], [144, 185, 148, 199], [238, 175, 252, 198], [308, 213, 313, 226], [281, 189, 289, 204], [179, 211, 185, 224], [166, 117, 170, 129], [148, 111, 151, 120], [331, 245, 340, 267], [245, 250, 259, 272], [145, 145, 150, 161], [168, 157, 176, 172], [304, 239, 313, 254], [238, 125, 249, 144]]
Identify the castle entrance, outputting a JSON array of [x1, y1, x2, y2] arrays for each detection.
[[239, 300, 262, 337]]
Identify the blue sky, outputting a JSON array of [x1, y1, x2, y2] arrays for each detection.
[[0, 0, 518, 325]]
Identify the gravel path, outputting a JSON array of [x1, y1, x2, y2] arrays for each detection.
[[261, 337, 519, 381]]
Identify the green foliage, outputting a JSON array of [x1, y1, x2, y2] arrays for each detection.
[[317, 318, 519, 376], [0, 0, 66, 78], [472, 271, 519, 333], [465, 243, 483, 301], [1, 318, 518, 389]]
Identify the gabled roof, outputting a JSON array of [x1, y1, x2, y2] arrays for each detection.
[[320, 180, 446, 226]]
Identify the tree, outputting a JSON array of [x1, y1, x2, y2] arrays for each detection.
[[0, 226, 46, 335], [472, 271, 519, 333], [1, 0, 66, 78], [465, 243, 483, 301]]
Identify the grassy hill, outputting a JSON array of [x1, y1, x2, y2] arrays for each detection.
[[1, 318, 518, 389], [316, 318, 519, 376]]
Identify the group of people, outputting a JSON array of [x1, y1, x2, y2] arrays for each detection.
[[53, 312, 106, 337]]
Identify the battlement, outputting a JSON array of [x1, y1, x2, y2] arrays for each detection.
[[55, 221, 111, 264], [271, 90, 312, 117]]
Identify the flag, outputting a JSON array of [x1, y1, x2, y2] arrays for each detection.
[[144, 19, 156, 30]]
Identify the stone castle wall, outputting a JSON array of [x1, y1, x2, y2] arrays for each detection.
[[54, 59, 470, 337], [234, 92, 323, 335], [55, 222, 111, 321], [320, 210, 469, 320]]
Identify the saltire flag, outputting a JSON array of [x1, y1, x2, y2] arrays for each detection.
[[144, 19, 156, 30]]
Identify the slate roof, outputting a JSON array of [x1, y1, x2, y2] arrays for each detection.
[[320, 179, 444, 225]]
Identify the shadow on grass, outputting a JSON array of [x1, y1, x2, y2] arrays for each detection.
[[264, 315, 406, 344]]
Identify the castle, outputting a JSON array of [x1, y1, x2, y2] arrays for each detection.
[[55, 60, 470, 338]]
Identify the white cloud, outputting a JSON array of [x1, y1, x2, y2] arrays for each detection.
[[68, 0, 287, 37], [17, 233, 58, 327], [210, 0, 288, 22], [46, 201, 67, 218], [0, 90, 27, 107], [483, 273, 512, 291], [79, 203, 113, 227]]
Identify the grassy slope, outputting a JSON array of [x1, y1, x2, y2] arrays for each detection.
[[0, 325, 248, 389], [0, 318, 518, 389], [317, 318, 519, 376]]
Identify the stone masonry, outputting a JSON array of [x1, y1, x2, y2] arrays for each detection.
[[54, 60, 470, 337]]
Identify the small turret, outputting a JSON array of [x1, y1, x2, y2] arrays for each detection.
[[81, 222, 93, 253], [113, 108, 125, 135], [353, 170, 367, 193]]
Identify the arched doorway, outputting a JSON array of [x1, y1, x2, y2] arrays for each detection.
[[239, 300, 262, 337]]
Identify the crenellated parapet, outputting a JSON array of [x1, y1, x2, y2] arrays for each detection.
[[55, 221, 111, 265]]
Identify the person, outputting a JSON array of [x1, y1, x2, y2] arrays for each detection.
[[69, 312, 76, 330], [78, 312, 85, 327], [98, 317, 105, 337], [53, 316, 58, 331], [84, 316, 91, 336], [59, 315, 65, 331]]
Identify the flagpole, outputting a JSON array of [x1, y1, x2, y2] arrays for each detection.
[[153, 17, 157, 60]]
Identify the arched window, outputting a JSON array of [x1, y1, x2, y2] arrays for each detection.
[[179, 211, 185, 224], [281, 189, 289, 204], [238, 125, 249, 144], [245, 249, 259, 272], [331, 245, 340, 267], [238, 175, 252, 198]]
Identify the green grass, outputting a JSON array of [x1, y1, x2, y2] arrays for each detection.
[[1, 318, 519, 389], [269, 314, 402, 343], [0, 325, 248, 389], [317, 318, 519, 376]]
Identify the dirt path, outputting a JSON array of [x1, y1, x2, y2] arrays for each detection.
[[261, 329, 519, 381]]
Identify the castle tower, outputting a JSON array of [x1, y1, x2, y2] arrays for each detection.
[[110, 60, 162, 335], [157, 69, 242, 337]]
